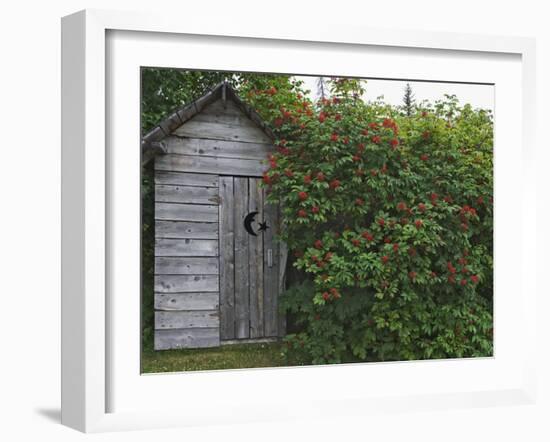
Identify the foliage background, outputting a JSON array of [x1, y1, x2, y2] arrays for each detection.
[[141, 69, 493, 364]]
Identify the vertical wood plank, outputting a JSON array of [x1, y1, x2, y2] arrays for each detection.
[[278, 227, 288, 338], [263, 188, 280, 337], [219, 176, 235, 340], [234, 177, 250, 339], [248, 178, 265, 338]]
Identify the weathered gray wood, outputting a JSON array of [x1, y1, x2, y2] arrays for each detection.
[[192, 110, 254, 126], [142, 126, 165, 146], [155, 238, 218, 257], [155, 310, 219, 329], [197, 99, 246, 121], [223, 89, 274, 140], [219, 176, 235, 340], [155, 203, 218, 222], [171, 87, 219, 128], [263, 190, 280, 337], [155, 184, 220, 205], [155, 154, 268, 177], [162, 137, 272, 161], [248, 178, 265, 338], [189, 87, 217, 114], [202, 98, 242, 114], [173, 119, 271, 144], [154, 274, 219, 293], [221, 82, 227, 103], [150, 141, 167, 154], [192, 102, 266, 129], [154, 170, 218, 187], [278, 217, 288, 338], [142, 149, 157, 167], [159, 112, 184, 135], [155, 220, 218, 239], [155, 257, 219, 275], [155, 292, 219, 311], [201, 95, 243, 110], [175, 105, 199, 126], [234, 177, 250, 339], [155, 328, 220, 350], [142, 140, 167, 166]]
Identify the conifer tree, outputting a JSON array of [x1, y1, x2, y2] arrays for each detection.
[[403, 82, 415, 116]]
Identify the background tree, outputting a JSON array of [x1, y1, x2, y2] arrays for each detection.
[[317, 77, 329, 100], [403, 82, 416, 117]]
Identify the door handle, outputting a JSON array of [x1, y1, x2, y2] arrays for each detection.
[[267, 249, 273, 268]]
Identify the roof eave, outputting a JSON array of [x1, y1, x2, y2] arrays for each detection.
[[141, 81, 274, 166]]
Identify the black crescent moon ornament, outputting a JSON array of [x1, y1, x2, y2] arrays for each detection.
[[244, 211, 259, 236]]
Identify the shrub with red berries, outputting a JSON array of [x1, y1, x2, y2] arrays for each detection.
[[239, 76, 493, 365]]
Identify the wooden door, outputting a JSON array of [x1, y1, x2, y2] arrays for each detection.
[[219, 176, 280, 341]]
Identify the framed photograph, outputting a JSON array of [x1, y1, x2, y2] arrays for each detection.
[[61, 9, 537, 433]]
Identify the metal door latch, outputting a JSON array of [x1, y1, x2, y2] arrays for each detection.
[[267, 249, 273, 267]]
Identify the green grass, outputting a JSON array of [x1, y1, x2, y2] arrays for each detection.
[[141, 342, 306, 373]]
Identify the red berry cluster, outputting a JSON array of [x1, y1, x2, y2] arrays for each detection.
[[382, 118, 399, 135], [458, 204, 477, 231], [362, 231, 374, 241], [322, 287, 341, 301]]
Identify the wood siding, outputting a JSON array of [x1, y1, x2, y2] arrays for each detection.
[[155, 154, 268, 177], [153, 169, 221, 350]]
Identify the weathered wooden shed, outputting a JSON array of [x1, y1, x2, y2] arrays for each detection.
[[142, 82, 287, 350]]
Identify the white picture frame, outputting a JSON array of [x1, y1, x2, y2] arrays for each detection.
[[61, 9, 537, 433]]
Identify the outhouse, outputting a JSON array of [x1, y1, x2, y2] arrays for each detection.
[[142, 82, 287, 350]]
